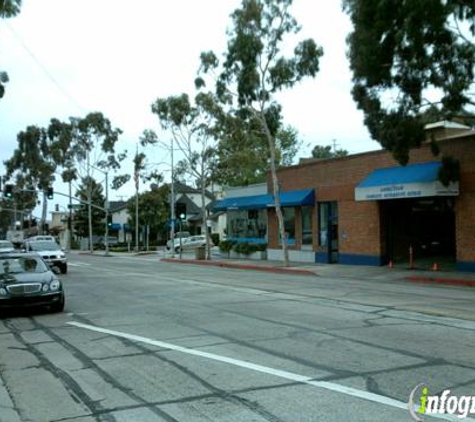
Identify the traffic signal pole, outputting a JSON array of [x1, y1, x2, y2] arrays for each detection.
[[104, 171, 110, 256]]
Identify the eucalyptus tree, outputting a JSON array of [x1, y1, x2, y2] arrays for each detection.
[[4, 125, 56, 233], [63, 112, 125, 252], [151, 92, 219, 259], [0, 0, 22, 100], [213, 117, 301, 186], [344, 0, 475, 176], [197, 0, 323, 265]]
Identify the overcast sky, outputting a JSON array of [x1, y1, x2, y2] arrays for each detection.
[[0, 0, 379, 207]]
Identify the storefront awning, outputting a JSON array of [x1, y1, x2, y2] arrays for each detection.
[[213, 189, 315, 211], [268, 188, 315, 207], [355, 162, 459, 201], [213, 194, 272, 211]]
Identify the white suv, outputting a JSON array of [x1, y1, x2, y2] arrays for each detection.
[[25, 241, 68, 274]]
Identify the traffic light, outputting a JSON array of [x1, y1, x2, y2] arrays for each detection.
[[46, 187, 54, 200], [107, 214, 113, 228], [4, 184, 13, 199], [175, 203, 186, 219]]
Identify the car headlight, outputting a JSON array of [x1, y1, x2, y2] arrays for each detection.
[[42, 284, 50, 292], [0, 287, 6, 296], [49, 279, 61, 291]]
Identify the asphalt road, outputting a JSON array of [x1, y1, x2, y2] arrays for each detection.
[[1, 252, 475, 421]]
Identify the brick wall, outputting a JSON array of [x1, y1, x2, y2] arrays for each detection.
[[267, 132, 475, 263]]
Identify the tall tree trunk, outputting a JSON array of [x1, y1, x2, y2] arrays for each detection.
[[201, 171, 211, 260], [258, 112, 289, 266]]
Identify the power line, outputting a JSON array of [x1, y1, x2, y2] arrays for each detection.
[[3, 22, 87, 113]]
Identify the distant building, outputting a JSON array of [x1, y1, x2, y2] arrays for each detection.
[[108, 201, 128, 242]]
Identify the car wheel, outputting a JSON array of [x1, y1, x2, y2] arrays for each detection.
[[50, 294, 65, 313], [60, 264, 68, 274]]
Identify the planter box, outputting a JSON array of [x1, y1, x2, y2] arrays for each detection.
[[230, 251, 267, 260]]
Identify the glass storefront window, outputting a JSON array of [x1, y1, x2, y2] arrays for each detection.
[[280, 207, 295, 243], [227, 209, 267, 240], [319, 203, 328, 246], [302, 206, 313, 245]]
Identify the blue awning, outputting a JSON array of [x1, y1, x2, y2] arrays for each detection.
[[213, 189, 315, 211], [274, 189, 315, 207], [355, 162, 459, 201], [213, 194, 272, 211]]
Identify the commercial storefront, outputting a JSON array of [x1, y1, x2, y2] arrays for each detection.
[[212, 123, 475, 270], [264, 124, 475, 271], [214, 186, 314, 247]]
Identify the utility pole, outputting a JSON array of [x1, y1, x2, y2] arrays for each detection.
[[331, 138, 339, 154], [104, 170, 110, 256], [68, 180, 72, 251], [135, 144, 139, 252], [170, 137, 175, 258]]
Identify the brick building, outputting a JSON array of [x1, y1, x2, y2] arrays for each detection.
[[213, 122, 475, 270], [264, 122, 475, 271]]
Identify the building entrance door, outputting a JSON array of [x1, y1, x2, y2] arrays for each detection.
[[380, 197, 455, 267], [319, 202, 339, 263]]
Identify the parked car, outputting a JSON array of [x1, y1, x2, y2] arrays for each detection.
[[0, 240, 15, 254], [166, 231, 191, 250], [94, 236, 119, 249], [0, 253, 65, 312], [24, 241, 68, 274], [25, 235, 57, 243], [169, 235, 207, 253]]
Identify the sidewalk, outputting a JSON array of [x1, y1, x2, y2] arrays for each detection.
[[161, 252, 475, 288]]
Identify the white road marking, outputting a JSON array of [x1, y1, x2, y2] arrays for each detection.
[[67, 321, 468, 421], [68, 262, 92, 267]]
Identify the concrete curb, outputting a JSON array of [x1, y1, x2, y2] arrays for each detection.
[[161, 258, 317, 277], [406, 276, 475, 288], [77, 252, 114, 257], [134, 251, 159, 256]]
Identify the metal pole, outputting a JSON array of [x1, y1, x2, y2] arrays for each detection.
[[68, 180, 72, 252], [87, 152, 93, 253], [170, 137, 175, 258], [135, 144, 139, 252], [179, 219, 182, 259], [104, 171, 110, 256]]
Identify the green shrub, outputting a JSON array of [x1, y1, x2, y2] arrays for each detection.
[[110, 246, 129, 252], [211, 233, 220, 246], [219, 240, 234, 253], [232, 242, 267, 255]]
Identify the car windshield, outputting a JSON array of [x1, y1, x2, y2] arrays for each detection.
[[0, 256, 48, 274], [28, 241, 61, 251]]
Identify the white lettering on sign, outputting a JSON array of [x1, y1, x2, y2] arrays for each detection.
[[355, 181, 459, 201]]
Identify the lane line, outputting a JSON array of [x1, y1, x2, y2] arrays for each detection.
[[67, 321, 468, 421]]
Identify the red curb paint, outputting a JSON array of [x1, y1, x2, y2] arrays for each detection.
[[162, 259, 317, 277], [406, 276, 475, 288]]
